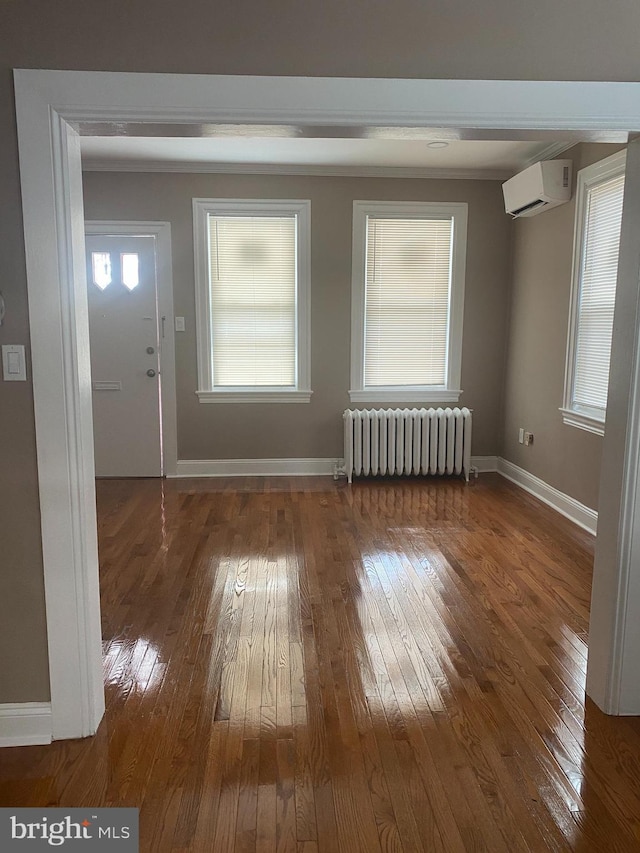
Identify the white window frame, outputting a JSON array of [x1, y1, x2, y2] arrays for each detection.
[[561, 150, 627, 435], [349, 200, 467, 404], [193, 198, 312, 403]]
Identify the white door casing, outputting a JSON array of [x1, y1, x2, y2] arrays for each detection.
[[12, 71, 640, 741]]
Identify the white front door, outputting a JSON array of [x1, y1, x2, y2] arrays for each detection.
[[86, 233, 162, 477]]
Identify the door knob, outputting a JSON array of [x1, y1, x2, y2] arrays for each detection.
[[146, 368, 157, 378], [146, 346, 155, 354]]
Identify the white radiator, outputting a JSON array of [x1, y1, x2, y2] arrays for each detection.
[[343, 407, 472, 484]]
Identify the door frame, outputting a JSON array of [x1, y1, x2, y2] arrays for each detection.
[[12, 70, 640, 739], [85, 221, 178, 478]]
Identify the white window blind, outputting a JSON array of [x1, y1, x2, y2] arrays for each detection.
[[208, 214, 297, 387], [572, 173, 625, 416], [364, 216, 453, 387]]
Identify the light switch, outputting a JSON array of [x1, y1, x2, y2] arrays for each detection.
[[175, 316, 185, 332], [2, 345, 27, 381], [8, 352, 21, 374]]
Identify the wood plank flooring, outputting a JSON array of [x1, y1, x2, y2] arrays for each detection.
[[3, 473, 640, 851]]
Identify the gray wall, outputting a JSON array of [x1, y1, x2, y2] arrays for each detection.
[[83, 172, 512, 460], [3, 0, 640, 704], [502, 143, 625, 510]]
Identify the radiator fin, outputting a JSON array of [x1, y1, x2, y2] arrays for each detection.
[[343, 407, 472, 483]]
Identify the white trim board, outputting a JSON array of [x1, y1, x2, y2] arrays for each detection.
[[0, 703, 52, 748], [12, 71, 640, 738], [85, 221, 178, 477], [81, 141, 574, 179], [174, 455, 496, 479], [173, 458, 339, 478], [497, 457, 598, 536], [82, 160, 511, 181], [471, 456, 499, 473]]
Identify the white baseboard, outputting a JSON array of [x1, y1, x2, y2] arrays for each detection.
[[471, 455, 499, 473], [497, 457, 597, 536], [173, 455, 498, 479], [172, 457, 340, 478], [0, 702, 52, 747]]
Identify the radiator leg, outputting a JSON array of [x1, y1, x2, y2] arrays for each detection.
[[465, 466, 479, 484], [333, 462, 349, 481]]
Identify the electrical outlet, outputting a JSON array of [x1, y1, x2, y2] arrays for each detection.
[[524, 431, 534, 446], [518, 428, 524, 444]]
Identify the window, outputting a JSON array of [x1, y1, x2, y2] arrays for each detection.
[[193, 199, 311, 402], [562, 151, 626, 434], [350, 201, 467, 403], [91, 252, 112, 290], [90, 251, 140, 291]]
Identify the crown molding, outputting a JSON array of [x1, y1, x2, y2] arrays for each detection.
[[521, 140, 576, 170], [81, 159, 511, 181]]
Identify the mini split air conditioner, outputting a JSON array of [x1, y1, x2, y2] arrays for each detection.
[[502, 160, 572, 218]]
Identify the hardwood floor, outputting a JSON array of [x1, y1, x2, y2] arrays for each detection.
[[3, 474, 640, 851]]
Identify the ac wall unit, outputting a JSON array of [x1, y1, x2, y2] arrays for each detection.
[[502, 160, 572, 218]]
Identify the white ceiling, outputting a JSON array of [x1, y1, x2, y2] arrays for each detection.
[[80, 135, 573, 179]]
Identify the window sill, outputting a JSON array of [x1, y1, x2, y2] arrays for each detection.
[[559, 407, 605, 436], [349, 388, 462, 405], [197, 389, 312, 403]]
